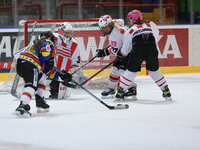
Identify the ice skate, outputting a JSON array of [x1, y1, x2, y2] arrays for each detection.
[[115, 87, 125, 101], [101, 88, 116, 99], [49, 79, 59, 99], [123, 86, 137, 100], [49, 93, 58, 99], [13, 101, 32, 118], [162, 85, 172, 101], [35, 94, 50, 113]]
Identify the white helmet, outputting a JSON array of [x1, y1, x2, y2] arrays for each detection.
[[98, 15, 113, 29], [58, 22, 73, 44], [98, 15, 114, 35]]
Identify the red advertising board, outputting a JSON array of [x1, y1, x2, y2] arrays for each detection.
[[158, 29, 188, 67], [73, 28, 189, 70], [0, 62, 13, 69], [0, 28, 189, 72]]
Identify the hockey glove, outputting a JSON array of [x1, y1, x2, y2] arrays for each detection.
[[45, 57, 54, 69], [40, 31, 56, 44], [33, 37, 39, 44], [96, 48, 110, 58], [59, 70, 72, 82], [117, 53, 126, 62]]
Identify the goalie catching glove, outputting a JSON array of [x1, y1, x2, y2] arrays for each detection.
[[96, 48, 110, 58], [70, 67, 89, 87], [59, 70, 72, 82]]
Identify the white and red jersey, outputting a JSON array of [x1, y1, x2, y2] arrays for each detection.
[[107, 19, 128, 55], [120, 21, 159, 56], [53, 33, 80, 72]]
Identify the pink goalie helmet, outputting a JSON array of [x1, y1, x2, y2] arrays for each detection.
[[127, 10, 142, 24]]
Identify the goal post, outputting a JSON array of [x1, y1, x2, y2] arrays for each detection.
[[0, 19, 115, 96]]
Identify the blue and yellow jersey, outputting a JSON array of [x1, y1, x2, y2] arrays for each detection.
[[18, 39, 59, 80]]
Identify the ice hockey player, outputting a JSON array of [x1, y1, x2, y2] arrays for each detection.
[[116, 10, 172, 100], [96, 14, 137, 100], [49, 22, 88, 99], [14, 31, 72, 118]]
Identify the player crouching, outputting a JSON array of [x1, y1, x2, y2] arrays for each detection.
[[13, 31, 72, 118], [49, 22, 88, 99]]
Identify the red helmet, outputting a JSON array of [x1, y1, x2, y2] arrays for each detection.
[[127, 10, 142, 24]]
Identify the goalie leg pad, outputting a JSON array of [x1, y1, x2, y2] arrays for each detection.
[[79, 74, 89, 87], [58, 82, 71, 99]]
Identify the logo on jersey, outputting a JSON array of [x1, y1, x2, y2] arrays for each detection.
[[111, 41, 117, 47], [46, 45, 51, 51], [132, 28, 152, 37]]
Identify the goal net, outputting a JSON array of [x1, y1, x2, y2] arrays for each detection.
[[0, 19, 115, 97]]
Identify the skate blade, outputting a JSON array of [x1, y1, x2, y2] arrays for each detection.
[[13, 111, 31, 118], [165, 97, 172, 101], [37, 107, 49, 113], [114, 98, 125, 102], [115, 96, 137, 102], [124, 95, 137, 101], [101, 95, 115, 99]]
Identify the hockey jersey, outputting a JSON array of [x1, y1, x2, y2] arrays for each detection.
[[53, 33, 80, 72], [107, 19, 128, 55], [120, 21, 159, 56], [18, 39, 59, 80]]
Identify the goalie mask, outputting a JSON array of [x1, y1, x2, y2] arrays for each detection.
[[98, 15, 114, 35], [58, 22, 73, 44]]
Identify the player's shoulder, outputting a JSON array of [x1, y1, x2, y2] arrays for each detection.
[[40, 39, 54, 50], [70, 37, 78, 44], [52, 33, 60, 40], [149, 21, 157, 27], [53, 32, 59, 37], [113, 19, 125, 26], [111, 28, 122, 36], [125, 26, 135, 35]]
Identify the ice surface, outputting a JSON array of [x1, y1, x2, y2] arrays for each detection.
[[0, 73, 200, 150]]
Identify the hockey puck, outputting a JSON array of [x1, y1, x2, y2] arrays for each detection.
[[116, 104, 129, 109], [125, 104, 129, 109]]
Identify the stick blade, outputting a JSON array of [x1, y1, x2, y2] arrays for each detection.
[[107, 104, 129, 110], [114, 104, 129, 109]]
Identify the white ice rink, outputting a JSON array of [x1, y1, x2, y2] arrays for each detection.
[[0, 73, 200, 150]]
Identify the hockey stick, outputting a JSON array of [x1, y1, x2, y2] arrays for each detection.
[[11, 21, 37, 98], [50, 24, 56, 33], [62, 45, 112, 88], [55, 67, 129, 110], [60, 55, 98, 88], [71, 54, 98, 75], [13, 21, 38, 56], [61, 58, 117, 88], [80, 58, 118, 86], [62, 57, 117, 88], [71, 45, 111, 75]]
